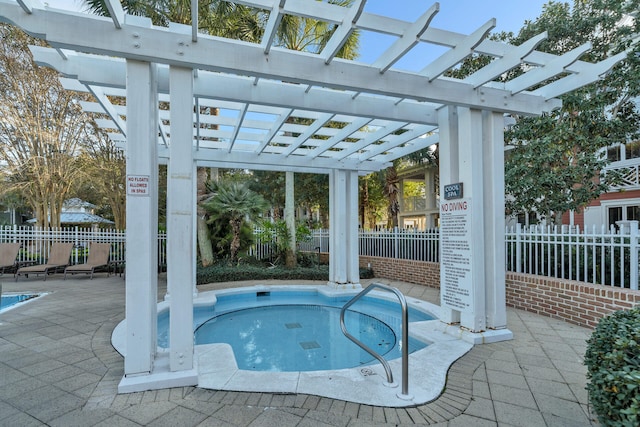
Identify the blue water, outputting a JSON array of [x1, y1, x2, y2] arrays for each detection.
[[1, 294, 38, 311], [158, 289, 434, 372]]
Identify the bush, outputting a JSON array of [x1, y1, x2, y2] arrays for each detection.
[[196, 263, 374, 285], [584, 306, 640, 426]]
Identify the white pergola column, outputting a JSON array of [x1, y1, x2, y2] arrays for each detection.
[[123, 60, 159, 376], [328, 169, 361, 289], [482, 110, 507, 329], [457, 107, 487, 333], [167, 66, 196, 372], [437, 106, 512, 343]]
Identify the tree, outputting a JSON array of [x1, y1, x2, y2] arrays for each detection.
[[75, 129, 127, 229], [504, 0, 640, 223], [203, 180, 268, 263], [0, 24, 89, 228], [359, 173, 385, 229]]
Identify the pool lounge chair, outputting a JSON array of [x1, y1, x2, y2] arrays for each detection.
[[64, 242, 111, 280], [0, 242, 20, 275], [15, 242, 74, 281]]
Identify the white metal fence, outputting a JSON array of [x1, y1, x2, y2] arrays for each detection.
[[2, 224, 638, 289], [0, 226, 167, 268], [506, 223, 639, 290]]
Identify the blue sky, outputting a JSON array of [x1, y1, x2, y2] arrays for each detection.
[[46, 0, 552, 70]]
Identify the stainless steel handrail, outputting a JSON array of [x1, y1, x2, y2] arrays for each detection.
[[339, 282, 409, 396]]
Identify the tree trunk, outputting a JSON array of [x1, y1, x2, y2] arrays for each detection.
[[229, 218, 242, 263], [196, 167, 214, 266], [285, 171, 297, 268]]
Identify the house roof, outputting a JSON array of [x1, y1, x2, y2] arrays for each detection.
[[27, 212, 114, 224], [63, 198, 97, 210]]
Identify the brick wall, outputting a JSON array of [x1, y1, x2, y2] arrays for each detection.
[[359, 256, 440, 289], [356, 255, 640, 329], [505, 272, 640, 328]]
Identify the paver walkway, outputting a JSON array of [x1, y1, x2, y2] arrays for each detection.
[[0, 275, 598, 426]]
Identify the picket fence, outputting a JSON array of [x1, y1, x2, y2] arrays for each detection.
[[1, 223, 637, 289]]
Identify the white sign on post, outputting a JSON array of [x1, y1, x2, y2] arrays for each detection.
[[127, 175, 150, 196], [440, 197, 473, 312]]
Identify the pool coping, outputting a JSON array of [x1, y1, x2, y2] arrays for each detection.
[[0, 291, 49, 315], [112, 284, 474, 407]]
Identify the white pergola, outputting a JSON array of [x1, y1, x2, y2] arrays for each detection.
[[1, 0, 631, 392]]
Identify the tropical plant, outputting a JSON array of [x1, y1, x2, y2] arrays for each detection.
[[256, 219, 312, 266], [203, 180, 268, 263]]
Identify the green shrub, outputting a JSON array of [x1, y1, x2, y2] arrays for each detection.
[[196, 263, 374, 285], [584, 306, 640, 426]]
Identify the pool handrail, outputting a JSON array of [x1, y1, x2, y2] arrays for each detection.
[[339, 282, 410, 398]]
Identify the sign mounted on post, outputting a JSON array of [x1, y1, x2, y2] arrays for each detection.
[[443, 182, 463, 200], [127, 175, 150, 196], [440, 197, 473, 312]]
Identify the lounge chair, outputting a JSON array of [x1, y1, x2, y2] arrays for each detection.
[[0, 242, 20, 275], [64, 242, 111, 279], [15, 242, 74, 281]]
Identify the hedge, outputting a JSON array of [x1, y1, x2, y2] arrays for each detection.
[[196, 264, 374, 285], [584, 306, 640, 426]]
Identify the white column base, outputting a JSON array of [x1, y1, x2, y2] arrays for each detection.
[[118, 353, 198, 394], [436, 321, 513, 345], [327, 281, 362, 290]]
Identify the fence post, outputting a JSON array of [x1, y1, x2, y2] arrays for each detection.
[[631, 221, 639, 291], [515, 223, 522, 273], [394, 227, 399, 259]]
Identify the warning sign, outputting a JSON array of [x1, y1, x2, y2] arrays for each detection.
[[127, 175, 150, 196], [440, 197, 472, 312]]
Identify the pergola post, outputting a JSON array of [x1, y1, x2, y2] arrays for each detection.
[[328, 169, 361, 289], [123, 60, 159, 377], [437, 106, 512, 342], [167, 66, 196, 374], [482, 111, 507, 329]]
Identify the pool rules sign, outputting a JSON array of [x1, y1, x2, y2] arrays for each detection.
[[440, 197, 473, 312]]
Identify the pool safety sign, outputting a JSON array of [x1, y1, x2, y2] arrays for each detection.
[[440, 197, 472, 312], [127, 175, 150, 196]]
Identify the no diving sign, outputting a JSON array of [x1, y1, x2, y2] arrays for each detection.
[[127, 175, 150, 196]]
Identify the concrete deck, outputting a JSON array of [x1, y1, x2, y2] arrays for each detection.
[[0, 274, 598, 426]]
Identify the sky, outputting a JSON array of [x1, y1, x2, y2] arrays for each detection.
[[44, 0, 552, 71]]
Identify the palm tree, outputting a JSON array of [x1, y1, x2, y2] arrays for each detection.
[[274, 0, 360, 59], [83, 0, 263, 41], [203, 181, 268, 263]]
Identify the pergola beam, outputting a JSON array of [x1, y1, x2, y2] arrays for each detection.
[[464, 32, 547, 89], [372, 3, 439, 73], [104, 0, 125, 29], [7, 4, 560, 115], [420, 18, 495, 81], [30, 46, 442, 125], [321, 0, 367, 64]]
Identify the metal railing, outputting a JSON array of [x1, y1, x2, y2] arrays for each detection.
[[340, 282, 410, 397]]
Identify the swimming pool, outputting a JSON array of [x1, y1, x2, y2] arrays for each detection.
[[157, 288, 433, 372], [0, 293, 41, 313]]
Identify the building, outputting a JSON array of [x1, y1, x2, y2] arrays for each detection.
[[27, 198, 114, 228], [580, 139, 640, 229]]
